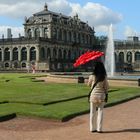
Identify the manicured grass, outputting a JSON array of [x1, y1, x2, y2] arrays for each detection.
[[0, 73, 139, 121]]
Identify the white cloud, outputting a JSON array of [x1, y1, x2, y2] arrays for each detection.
[[70, 2, 122, 33], [48, 0, 72, 15], [0, 2, 43, 18], [0, 26, 24, 38], [0, 0, 123, 37]]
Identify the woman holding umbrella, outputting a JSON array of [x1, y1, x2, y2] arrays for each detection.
[[87, 61, 109, 133]]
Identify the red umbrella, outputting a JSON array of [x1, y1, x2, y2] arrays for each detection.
[[73, 51, 104, 67]]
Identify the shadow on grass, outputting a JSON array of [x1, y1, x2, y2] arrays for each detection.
[[108, 89, 120, 92], [0, 113, 16, 122], [43, 95, 87, 105], [105, 95, 140, 108]]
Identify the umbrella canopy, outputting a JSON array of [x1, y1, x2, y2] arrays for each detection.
[[73, 51, 104, 67]]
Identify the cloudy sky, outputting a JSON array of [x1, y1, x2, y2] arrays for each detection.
[[0, 0, 140, 39]]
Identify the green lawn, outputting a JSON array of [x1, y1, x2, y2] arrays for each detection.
[[0, 73, 140, 121]]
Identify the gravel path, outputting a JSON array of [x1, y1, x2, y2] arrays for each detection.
[[0, 98, 140, 140]]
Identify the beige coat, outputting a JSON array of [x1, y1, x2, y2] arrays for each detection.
[[88, 75, 109, 103]]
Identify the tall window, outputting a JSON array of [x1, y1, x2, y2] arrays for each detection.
[[119, 52, 124, 62], [30, 47, 36, 61], [13, 48, 18, 61], [44, 28, 49, 38], [73, 32, 76, 42], [53, 28, 57, 39], [58, 29, 62, 41], [53, 48, 57, 59], [0, 48, 2, 61], [68, 50, 71, 59], [58, 49, 62, 59], [46, 48, 51, 59], [68, 31, 72, 42], [63, 30, 67, 42], [35, 28, 40, 38], [127, 52, 132, 63], [28, 29, 32, 38], [41, 47, 45, 60], [21, 47, 27, 61], [4, 48, 10, 61], [135, 52, 140, 61], [63, 50, 67, 59]]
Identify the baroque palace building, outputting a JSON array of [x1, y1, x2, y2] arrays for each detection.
[[0, 4, 95, 71]]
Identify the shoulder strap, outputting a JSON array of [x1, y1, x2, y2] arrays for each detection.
[[88, 79, 99, 99]]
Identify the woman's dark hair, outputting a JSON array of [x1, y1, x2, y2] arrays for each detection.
[[92, 61, 107, 81]]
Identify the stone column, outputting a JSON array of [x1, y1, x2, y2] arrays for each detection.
[[124, 51, 127, 63], [1, 48, 4, 62], [31, 27, 35, 38], [48, 25, 52, 39], [18, 47, 21, 61], [35, 47, 39, 70], [36, 47, 39, 62], [10, 48, 13, 61], [132, 51, 135, 63], [27, 47, 30, 62], [40, 27, 44, 37]]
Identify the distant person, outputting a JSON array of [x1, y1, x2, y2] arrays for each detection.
[[32, 64, 36, 74], [87, 61, 109, 133], [26, 64, 30, 73]]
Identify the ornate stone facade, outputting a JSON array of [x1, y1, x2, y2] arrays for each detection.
[[0, 4, 95, 71], [114, 36, 140, 71]]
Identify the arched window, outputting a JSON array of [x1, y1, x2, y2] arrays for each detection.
[[73, 32, 76, 42], [44, 28, 49, 38], [63, 30, 67, 42], [115, 52, 117, 63], [58, 29, 62, 40], [82, 34, 85, 44], [127, 52, 132, 63], [30, 47, 36, 61], [78, 33, 81, 43], [74, 51, 77, 59], [119, 52, 124, 62], [28, 29, 32, 38], [13, 48, 18, 61], [53, 48, 57, 59], [0, 48, 2, 61], [40, 47, 45, 60], [35, 28, 40, 38], [68, 50, 71, 59], [46, 48, 51, 59], [22, 63, 26, 68], [58, 49, 62, 59], [68, 31, 72, 42], [53, 28, 57, 39], [21, 47, 27, 61], [63, 50, 67, 59], [135, 52, 140, 61], [4, 48, 10, 61], [5, 63, 9, 68], [86, 35, 88, 44]]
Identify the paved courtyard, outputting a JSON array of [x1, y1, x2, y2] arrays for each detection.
[[0, 98, 139, 140]]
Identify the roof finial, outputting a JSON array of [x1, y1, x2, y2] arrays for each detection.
[[44, 3, 48, 11]]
